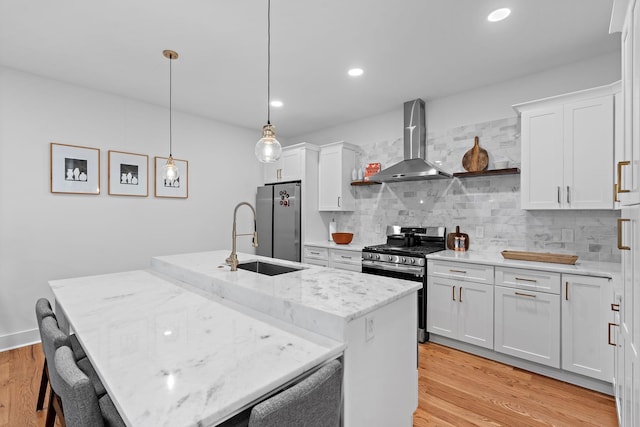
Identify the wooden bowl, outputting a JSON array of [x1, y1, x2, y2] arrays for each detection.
[[332, 232, 354, 244]]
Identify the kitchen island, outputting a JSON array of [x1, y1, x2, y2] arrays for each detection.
[[50, 250, 420, 426], [50, 269, 344, 427], [151, 250, 421, 427]]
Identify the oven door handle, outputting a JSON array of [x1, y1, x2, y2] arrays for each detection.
[[362, 260, 424, 276]]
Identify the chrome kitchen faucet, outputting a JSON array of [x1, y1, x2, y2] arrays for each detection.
[[226, 202, 259, 271]]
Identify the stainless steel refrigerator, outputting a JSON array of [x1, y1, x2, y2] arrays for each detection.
[[256, 182, 301, 262]]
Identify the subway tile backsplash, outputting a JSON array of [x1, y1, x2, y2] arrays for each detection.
[[332, 116, 621, 263]]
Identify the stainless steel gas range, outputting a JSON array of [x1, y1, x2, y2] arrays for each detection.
[[362, 226, 446, 343]]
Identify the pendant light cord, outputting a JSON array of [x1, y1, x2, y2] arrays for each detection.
[[267, 0, 271, 125], [169, 53, 173, 157]]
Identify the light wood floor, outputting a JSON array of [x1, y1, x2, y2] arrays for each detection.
[[0, 342, 617, 427], [414, 343, 617, 426]]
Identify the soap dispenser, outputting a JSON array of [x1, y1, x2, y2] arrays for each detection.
[[329, 218, 337, 241]]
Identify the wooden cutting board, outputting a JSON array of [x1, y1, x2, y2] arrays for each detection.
[[462, 136, 488, 172], [446, 226, 470, 251]]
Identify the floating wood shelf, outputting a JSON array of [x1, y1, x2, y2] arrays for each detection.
[[453, 167, 520, 178], [350, 180, 381, 186]]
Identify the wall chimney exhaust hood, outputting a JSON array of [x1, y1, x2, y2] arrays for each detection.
[[370, 99, 451, 182]]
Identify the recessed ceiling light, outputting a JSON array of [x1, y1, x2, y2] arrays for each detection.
[[348, 68, 364, 77], [487, 8, 511, 22], [270, 100, 283, 107]]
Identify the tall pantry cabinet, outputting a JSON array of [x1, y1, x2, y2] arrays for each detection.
[[611, 0, 640, 425]]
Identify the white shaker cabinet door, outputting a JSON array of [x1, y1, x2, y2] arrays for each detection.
[[426, 276, 458, 340], [563, 95, 614, 209], [456, 280, 494, 350], [494, 285, 560, 368], [561, 274, 614, 381], [520, 106, 564, 209]]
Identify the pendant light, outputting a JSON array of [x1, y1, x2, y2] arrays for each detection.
[[163, 49, 179, 180], [255, 0, 282, 163]]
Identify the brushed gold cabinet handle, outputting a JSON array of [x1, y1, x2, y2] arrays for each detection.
[[618, 218, 631, 250], [452, 286, 456, 301], [567, 186, 570, 204], [515, 292, 536, 298], [565, 281, 569, 300], [459, 287, 463, 303], [614, 183, 620, 202], [611, 303, 620, 312], [608, 322, 619, 346], [557, 186, 561, 204], [449, 269, 467, 274], [618, 161, 630, 193], [515, 277, 537, 283]]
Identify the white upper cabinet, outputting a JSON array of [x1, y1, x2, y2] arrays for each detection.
[[318, 141, 359, 211], [515, 82, 619, 210], [263, 143, 317, 184]]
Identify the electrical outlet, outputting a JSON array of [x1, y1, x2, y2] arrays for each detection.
[[476, 226, 484, 238], [365, 316, 375, 341]]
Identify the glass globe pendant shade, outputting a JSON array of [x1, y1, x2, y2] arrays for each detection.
[[163, 155, 179, 181], [255, 123, 282, 163]]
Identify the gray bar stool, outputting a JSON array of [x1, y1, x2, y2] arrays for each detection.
[[54, 345, 125, 427], [39, 315, 107, 427]]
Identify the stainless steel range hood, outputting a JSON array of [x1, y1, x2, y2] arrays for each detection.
[[371, 99, 451, 182]]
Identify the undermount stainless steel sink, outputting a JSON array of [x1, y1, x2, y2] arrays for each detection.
[[237, 261, 304, 276]]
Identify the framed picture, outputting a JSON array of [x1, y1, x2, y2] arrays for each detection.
[[108, 150, 149, 197], [50, 142, 100, 194], [154, 156, 188, 198]]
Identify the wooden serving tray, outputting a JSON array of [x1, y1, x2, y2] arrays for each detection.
[[501, 250, 578, 265]]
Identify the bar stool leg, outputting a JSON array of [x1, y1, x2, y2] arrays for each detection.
[[44, 389, 56, 427], [36, 359, 48, 411]]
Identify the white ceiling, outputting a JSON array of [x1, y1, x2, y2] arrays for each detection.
[[0, 0, 619, 139]]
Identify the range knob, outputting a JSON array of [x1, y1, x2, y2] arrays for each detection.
[[375, 254, 380, 260], [409, 258, 415, 264], [387, 255, 393, 261], [402, 257, 406, 263]]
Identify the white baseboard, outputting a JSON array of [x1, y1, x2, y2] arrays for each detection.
[[0, 328, 40, 352]]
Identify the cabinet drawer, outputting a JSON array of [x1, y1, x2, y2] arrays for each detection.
[[330, 261, 361, 272], [428, 260, 494, 284], [303, 246, 329, 260], [304, 258, 328, 267], [495, 267, 561, 295], [330, 249, 361, 266]]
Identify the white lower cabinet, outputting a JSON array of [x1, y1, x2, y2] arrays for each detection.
[[303, 244, 361, 272], [303, 246, 329, 267], [561, 274, 614, 382], [427, 273, 494, 350], [329, 248, 361, 272], [494, 285, 561, 368]]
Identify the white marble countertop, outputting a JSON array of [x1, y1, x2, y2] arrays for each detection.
[[151, 250, 421, 338], [50, 269, 343, 427], [304, 241, 369, 252], [427, 250, 621, 279]]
